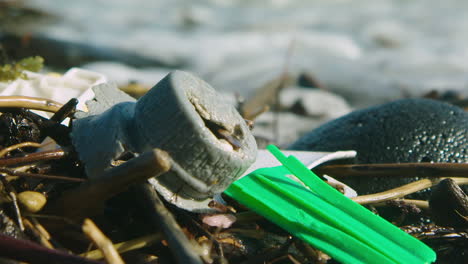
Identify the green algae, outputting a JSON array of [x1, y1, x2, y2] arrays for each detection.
[[0, 56, 44, 82]]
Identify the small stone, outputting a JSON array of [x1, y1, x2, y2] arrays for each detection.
[[202, 213, 237, 229], [280, 87, 351, 118], [362, 20, 408, 48], [17, 191, 47, 213], [289, 98, 468, 195], [252, 111, 325, 147]]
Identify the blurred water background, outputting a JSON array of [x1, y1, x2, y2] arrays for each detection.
[[2, 0, 468, 144]]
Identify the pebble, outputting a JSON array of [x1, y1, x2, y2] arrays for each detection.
[[361, 20, 408, 48], [17, 191, 47, 213], [249, 86, 351, 147], [279, 87, 351, 118], [288, 98, 468, 195], [252, 111, 326, 148]]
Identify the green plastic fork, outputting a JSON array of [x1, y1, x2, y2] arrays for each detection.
[[225, 145, 436, 264]]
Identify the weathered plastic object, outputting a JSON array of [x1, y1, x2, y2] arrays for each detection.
[[225, 145, 436, 264], [0, 68, 107, 112], [72, 70, 257, 212]]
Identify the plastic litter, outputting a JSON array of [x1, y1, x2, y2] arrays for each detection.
[[225, 145, 436, 264], [0, 68, 107, 117], [240, 149, 358, 198], [72, 70, 257, 212]]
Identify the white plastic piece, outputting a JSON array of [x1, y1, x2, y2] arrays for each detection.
[[0, 68, 107, 116], [241, 149, 356, 177], [280, 87, 352, 118], [0, 68, 108, 151], [323, 175, 358, 198], [240, 149, 358, 198]]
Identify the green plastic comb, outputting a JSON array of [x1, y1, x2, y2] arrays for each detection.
[[225, 145, 436, 264]]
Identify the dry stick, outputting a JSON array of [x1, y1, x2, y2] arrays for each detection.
[[136, 183, 203, 264], [0, 148, 67, 166], [402, 199, 429, 209], [82, 218, 125, 264], [315, 162, 468, 178], [47, 148, 172, 220], [8, 191, 24, 230], [50, 98, 78, 123], [271, 254, 302, 264], [23, 218, 55, 249], [352, 177, 468, 205], [81, 233, 163, 260], [240, 37, 296, 121], [0, 233, 103, 264], [0, 167, 85, 182], [224, 228, 266, 239], [235, 210, 264, 223], [294, 240, 330, 264], [240, 76, 295, 121], [183, 213, 224, 262], [273, 39, 296, 144], [23, 213, 80, 227], [0, 96, 63, 113], [248, 105, 270, 121], [31, 217, 55, 248], [0, 141, 42, 157], [0, 176, 24, 230]]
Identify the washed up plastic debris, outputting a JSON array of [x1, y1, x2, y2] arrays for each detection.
[[0, 67, 107, 152], [225, 145, 436, 264], [241, 149, 356, 176], [71, 70, 257, 212], [240, 149, 358, 197], [0, 68, 107, 115]]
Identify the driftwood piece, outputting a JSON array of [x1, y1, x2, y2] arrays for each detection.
[[135, 183, 203, 264], [82, 218, 125, 264], [46, 148, 171, 220]]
